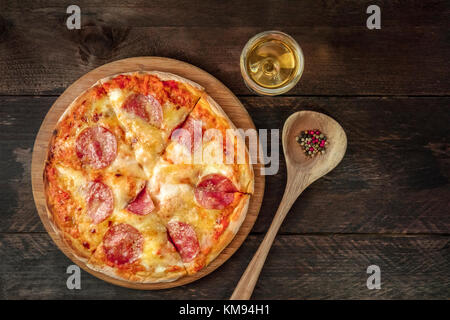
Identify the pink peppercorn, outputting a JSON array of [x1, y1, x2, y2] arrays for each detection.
[[296, 129, 328, 157]]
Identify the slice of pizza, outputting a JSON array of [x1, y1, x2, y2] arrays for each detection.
[[163, 94, 254, 194], [44, 165, 105, 260], [150, 95, 253, 273], [100, 71, 203, 176], [44, 83, 148, 260], [149, 170, 250, 274], [47, 82, 146, 179], [87, 213, 186, 283]]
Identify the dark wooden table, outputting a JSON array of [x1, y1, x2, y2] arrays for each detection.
[[0, 1, 449, 300]]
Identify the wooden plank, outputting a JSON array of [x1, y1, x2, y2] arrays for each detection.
[[0, 96, 55, 233], [1, 96, 449, 234], [0, 1, 448, 95], [2, 0, 447, 27], [246, 96, 450, 234], [0, 233, 448, 299]]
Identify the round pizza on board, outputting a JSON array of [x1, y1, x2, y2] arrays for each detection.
[[44, 71, 254, 283]]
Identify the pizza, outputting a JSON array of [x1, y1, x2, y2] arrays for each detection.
[[44, 71, 254, 283]]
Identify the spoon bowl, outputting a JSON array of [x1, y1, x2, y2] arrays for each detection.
[[283, 111, 347, 183], [231, 110, 347, 300]]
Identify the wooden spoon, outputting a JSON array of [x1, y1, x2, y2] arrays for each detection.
[[230, 111, 347, 300]]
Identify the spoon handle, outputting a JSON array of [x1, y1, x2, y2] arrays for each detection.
[[230, 183, 300, 300]]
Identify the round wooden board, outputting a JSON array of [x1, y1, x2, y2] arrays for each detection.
[[31, 57, 265, 290]]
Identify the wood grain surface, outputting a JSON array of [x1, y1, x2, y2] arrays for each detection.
[[0, 0, 449, 299], [0, 1, 449, 96]]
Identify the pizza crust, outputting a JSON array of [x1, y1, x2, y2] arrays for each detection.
[[99, 70, 204, 94], [144, 71, 204, 91], [86, 261, 186, 283], [43, 87, 99, 262], [205, 194, 250, 266], [45, 204, 91, 263]]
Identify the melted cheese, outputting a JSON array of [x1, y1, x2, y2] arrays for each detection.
[[111, 211, 184, 270], [92, 95, 114, 115], [162, 101, 190, 132], [108, 89, 169, 176], [107, 147, 145, 178], [156, 183, 192, 203], [164, 141, 192, 164], [54, 165, 109, 250], [55, 165, 88, 199], [201, 162, 233, 177], [108, 88, 122, 104]]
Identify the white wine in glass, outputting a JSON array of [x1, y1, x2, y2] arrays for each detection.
[[240, 31, 304, 96]]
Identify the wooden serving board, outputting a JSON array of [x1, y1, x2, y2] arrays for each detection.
[[31, 57, 265, 290]]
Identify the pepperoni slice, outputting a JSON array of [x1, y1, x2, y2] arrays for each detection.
[[167, 221, 199, 263], [197, 174, 238, 193], [103, 223, 143, 265], [86, 181, 114, 224], [122, 93, 163, 128], [170, 117, 202, 152], [76, 126, 117, 169], [126, 185, 155, 216], [195, 191, 235, 210], [194, 174, 238, 209]]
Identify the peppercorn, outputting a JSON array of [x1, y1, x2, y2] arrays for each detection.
[[296, 129, 328, 157]]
